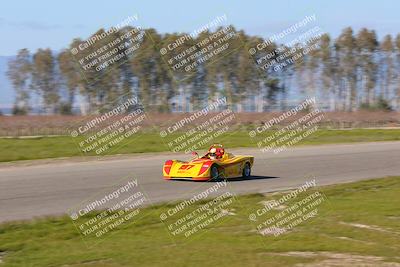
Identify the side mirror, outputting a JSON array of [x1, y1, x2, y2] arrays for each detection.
[[191, 151, 199, 159]]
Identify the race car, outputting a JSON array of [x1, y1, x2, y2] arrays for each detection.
[[163, 144, 254, 181]]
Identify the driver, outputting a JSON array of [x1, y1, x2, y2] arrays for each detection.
[[208, 147, 224, 160], [209, 148, 217, 160]]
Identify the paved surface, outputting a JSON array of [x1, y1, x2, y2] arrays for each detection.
[[1, 142, 400, 223]]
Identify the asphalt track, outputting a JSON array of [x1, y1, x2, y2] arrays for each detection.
[[1, 141, 400, 223]]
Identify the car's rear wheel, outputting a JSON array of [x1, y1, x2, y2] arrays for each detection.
[[242, 162, 251, 178]]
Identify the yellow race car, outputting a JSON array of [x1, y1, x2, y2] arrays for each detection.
[[163, 144, 254, 181]]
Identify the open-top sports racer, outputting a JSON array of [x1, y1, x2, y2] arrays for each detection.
[[163, 144, 254, 181]]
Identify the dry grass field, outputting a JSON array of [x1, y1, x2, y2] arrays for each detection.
[[0, 111, 399, 137]]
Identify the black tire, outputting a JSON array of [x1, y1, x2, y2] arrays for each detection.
[[210, 165, 221, 181], [242, 162, 251, 178]]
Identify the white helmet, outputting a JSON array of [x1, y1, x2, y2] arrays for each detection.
[[209, 148, 217, 159]]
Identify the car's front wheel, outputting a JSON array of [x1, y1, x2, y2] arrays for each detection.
[[242, 162, 251, 178], [210, 165, 221, 181]]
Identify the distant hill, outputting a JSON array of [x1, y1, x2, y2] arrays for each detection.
[[0, 56, 14, 115]]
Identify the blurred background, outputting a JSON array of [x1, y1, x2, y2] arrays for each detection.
[[1, 0, 400, 135]]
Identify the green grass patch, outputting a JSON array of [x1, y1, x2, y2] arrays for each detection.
[[0, 176, 399, 266], [0, 129, 400, 162]]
